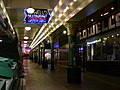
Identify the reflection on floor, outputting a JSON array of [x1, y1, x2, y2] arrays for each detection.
[[22, 59, 120, 90]]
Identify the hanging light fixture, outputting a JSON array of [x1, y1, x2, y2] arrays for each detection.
[[24, 36, 29, 40], [25, 26, 31, 31], [73, 0, 77, 2], [27, 0, 35, 14], [24, 41, 28, 43]]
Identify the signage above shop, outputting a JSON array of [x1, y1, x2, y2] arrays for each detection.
[[87, 39, 101, 45], [23, 9, 51, 24]]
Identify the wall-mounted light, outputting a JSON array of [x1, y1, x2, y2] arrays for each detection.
[[40, 44, 42, 47], [91, 19, 93, 21], [117, 34, 119, 36], [101, 14, 103, 16], [13, 32, 15, 34], [0, 40, 2, 42], [111, 7, 114, 10], [47, 40, 50, 44], [63, 30, 67, 34]]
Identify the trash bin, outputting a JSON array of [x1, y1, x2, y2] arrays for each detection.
[[67, 66, 81, 83]]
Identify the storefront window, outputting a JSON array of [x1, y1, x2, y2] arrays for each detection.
[[105, 34, 120, 60], [87, 34, 120, 61], [77, 12, 120, 61], [87, 39, 102, 60]]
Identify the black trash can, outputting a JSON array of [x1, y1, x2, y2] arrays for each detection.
[[67, 66, 81, 83], [42, 60, 48, 68]]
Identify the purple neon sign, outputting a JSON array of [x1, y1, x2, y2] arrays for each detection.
[[23, 9, 50, 24]]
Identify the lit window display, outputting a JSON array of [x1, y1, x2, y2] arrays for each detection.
[[87, 33, 120, 61], [87, 39, 102, 60]]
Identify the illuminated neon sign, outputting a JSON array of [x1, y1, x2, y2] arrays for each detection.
[[54, 41, 59, 48], [87, 39, 101, 45], [23, 9, 51, 24]]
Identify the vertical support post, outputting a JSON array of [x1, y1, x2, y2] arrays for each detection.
[[83, 45, 87, 72], [41, 42, 48, 68], [38, 44, 40, 65], [68, 35, 74, 66], [49, 36, 55, 71], [40, 44, 43, 64], [64, 22, 75, 67], [64, 21, 81, 83], [42, 42, 45, 61]]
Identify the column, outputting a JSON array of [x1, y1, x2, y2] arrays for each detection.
[[40, 44, 43, 65], [34, 48, 38, 63], [41, 42, 48, 68], [42, 42, 45, 61], [68, 35, 74, 66], [64, 21, 81, 83], [38, 44, 40, 65], [33, 51, 35, 62], [83, 45, 87, 72], [49, 36, 55, 71], [64, 22, 76, 66]]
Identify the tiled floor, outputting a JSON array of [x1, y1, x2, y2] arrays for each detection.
[[22, 59, 120, 90]]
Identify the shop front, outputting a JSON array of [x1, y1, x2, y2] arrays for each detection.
[[76, 2, 120, 76]]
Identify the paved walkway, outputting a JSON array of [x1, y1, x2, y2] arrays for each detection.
[[22, 59, 120, 90]]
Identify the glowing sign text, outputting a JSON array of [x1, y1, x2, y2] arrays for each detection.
[[23, 9, 50, 24]]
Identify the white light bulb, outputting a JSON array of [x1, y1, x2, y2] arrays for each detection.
[[0, 40, 2, 42], [27, 7, 35, 14], [24, 36, 29, 39], [25, 26, 31, 31], [73, 0, 77, 2], [63, 30, 67, 34], [24, 41, 28, 43]]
